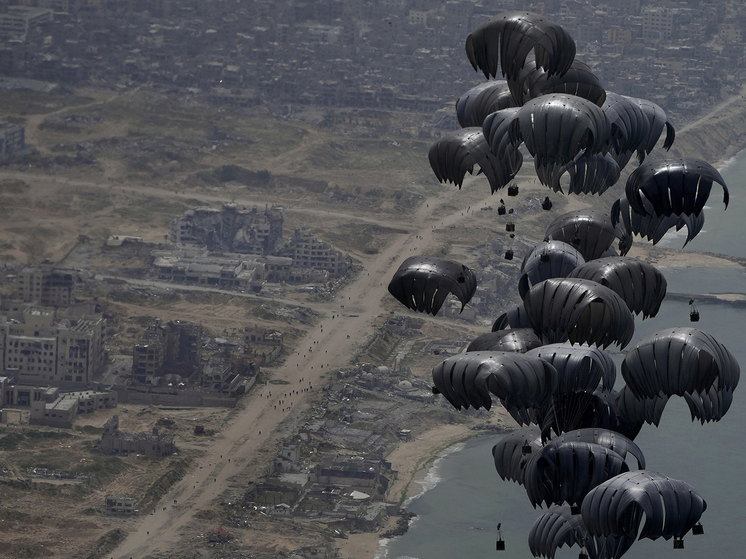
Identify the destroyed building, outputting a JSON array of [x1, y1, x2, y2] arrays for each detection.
[[105, 495, 138, 515], [132, 320, 202, 385], [170, 204, 284, 255], [16, 265, 76, 307], [100, 414, 175, 457], [151, 248, 266, 291], [285, 228, 348, 276], [0, 120, 24, 159], [0, 305, 104, 385], [166, 204, 349, 280], [0, 377, 117, 428]]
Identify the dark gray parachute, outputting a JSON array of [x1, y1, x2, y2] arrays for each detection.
[[388, 256, 477, 316], [567, 256, 667, 319], [528, 504, 635, 559], [545, 209, 630, 261], [611, 196, 705, 248], [684, 370, 738, 424], [465, 12, 576, 82], [527, 344, 616, 392], [523, 278, 635, 349], [492, 427, 542, 484], [551, 428, 645, 469], [534, 152, 620, 195], [455, 81, 515, 128], [512, 59, 606, 107], [516, 94, 611, 170], [613, 384, 669, 428], [602, 92, 651, 169], [630, 96, 676, 156], [581, 471, 707, 541], [431, 351, 558, 423], [428, 127, 521, 194], [523, 441, 630, 508], [493, 304, 534, 331], [624, 158, 729, 218], [467, 328, 543, 353], [519, 240, 585, 299], [621, 327, 739, 400]]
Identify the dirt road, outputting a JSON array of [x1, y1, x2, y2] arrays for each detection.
[[111, 174, 508, 558]]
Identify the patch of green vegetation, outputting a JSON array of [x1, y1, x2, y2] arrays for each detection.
[[85, 528, 127, 559], [74, 425, 104, 435], [131, 315, 158, 327]]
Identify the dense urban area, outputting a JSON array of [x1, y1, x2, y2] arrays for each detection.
[[0, 1, 745, 559]]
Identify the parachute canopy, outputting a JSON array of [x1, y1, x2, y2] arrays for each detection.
[[545, 209, 628, 261], [465, 12, 576, 82], [624, 158, 728, 218], [567, 256, 667, 319], [431, 351, 558, 420], [523, 278, 635, 349], [519, 240, 585, 298], [428, 127, 521, 194], [388, 256, 477, 316], [621, 327, 739, 400], [581, 471, 707, 541]]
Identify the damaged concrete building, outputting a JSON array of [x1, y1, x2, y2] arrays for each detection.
[[100, 414, 175, 456], [170, 203, 284, 255], [16, 265, 76, 307], [132, 320, 202, 385], [0, 306, 104, 385], [166, 203, 349, 282], [0, 121, 25, 159]]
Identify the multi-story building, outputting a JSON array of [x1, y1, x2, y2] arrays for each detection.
[[170, 204, 284, 255], [0, 307, 104, 385], [0, 121, 25, 160], [16, 265, 76, 307], [132, 320, 203, 384], [643, 7, 674, 42], [0, 7, 52, 39], [287, 228, 348, 276]]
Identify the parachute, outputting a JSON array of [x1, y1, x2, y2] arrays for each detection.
[[492, 304, 533, 331], [428, 127, 521, 193], [515, 94, 611, 169], [624, 158, 729, 218], [534, 152, 620, 195], [467, 328, 543, 353], [545, 209, 630, 261], [455, 81, 515, 128], [621, 327, 739, 400], [630, 96, 676, 156], [611, 196, 705, 248], [519, 240, 585, 299], [523, 440, 630, 508], [431, 351, 557, 422], [528, 504, 635, 559], [512, 59, 606, 107], [465, 12, 576, 83], [523, 278, 635, 348], [527, 344, 616, 392], [581, 471, 707, 541], [567, 256, 667, 319], [492, 427, 542, 484], [388, 256, 477, 315], [602, 92, 651, 169]]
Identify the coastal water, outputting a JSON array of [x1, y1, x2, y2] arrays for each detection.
[[380, 150, 746, 559]]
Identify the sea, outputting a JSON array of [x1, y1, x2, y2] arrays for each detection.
[[377, 150, 746, 559]]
